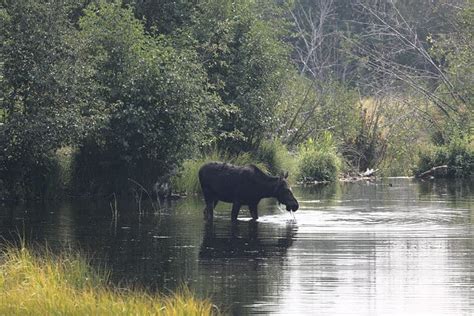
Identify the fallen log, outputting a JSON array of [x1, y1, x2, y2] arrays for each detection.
[[360, 168, 378, 177], [416, 165, 449, 179]]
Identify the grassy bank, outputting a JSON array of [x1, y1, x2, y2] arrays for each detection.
[[0, 245, 215, 315]]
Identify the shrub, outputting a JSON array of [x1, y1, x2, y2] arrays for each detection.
[[297, 133, 342, 182], [414, 138, 473, 178], [254, 140, 298, 179], [0, 126, 72, 200], [299, 151, 341, 182]]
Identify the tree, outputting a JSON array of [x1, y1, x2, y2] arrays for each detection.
[[189, 0, 293, 152], [428, 0, 473, 142], [124, 0, 198, 34], [0, 0, 83, 198], [72, 1, 215, 193]]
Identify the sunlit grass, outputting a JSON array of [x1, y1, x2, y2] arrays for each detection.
[[0, 244, 216, 315]]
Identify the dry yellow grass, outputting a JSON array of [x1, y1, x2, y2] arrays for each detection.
[[0, 245, 216, 315]]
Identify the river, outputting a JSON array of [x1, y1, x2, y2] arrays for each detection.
[[0, 178, 472, 315]]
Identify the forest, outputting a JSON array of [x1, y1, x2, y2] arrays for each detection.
[[0, 0, 472, 201]]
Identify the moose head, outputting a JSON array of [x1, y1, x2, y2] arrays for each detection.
[[275, 171, 299, 212]]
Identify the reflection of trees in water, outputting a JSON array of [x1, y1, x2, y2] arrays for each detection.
[[297, 182, 342, 205], [83, 200, 207, 291], [417, 178, 473, 201], [416, 179, 473, 225], [0, 200, 78, 249], [198, 220, 297, 315]]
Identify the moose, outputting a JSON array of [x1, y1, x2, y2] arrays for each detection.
[[198, 162, 299, 221]]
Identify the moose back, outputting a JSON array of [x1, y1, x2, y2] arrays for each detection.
[[198, 162, 299, 221]]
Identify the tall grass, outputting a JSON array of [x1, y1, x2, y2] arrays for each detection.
[[0, 244, 215, 315], [297, 132, 342, 182], [254, 139, 298, 181]]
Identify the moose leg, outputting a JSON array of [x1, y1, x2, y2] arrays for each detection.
[[249, 203, 259, 220], [231, 202, 241, 222], [205, 202, 214, 221], [202, 187, 215, 221]]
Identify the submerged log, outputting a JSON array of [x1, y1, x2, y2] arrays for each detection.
[[417, 165, 449, 179]]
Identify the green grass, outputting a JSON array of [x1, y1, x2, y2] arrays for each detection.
[[0, 244, 216, 315], [254, 139, 298, 182], [297, 133, 342, 182]]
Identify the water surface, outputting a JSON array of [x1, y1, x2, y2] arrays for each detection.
[[1, 178, 472, 315]]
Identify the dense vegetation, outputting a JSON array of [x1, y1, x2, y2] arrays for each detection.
[[0, 0, 472, 200], [0, 244, 214, 315]]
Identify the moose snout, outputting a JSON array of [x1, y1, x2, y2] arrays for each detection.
[[286, 201, 299, 212]]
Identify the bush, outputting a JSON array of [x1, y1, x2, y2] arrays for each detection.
[[299, 151, 341, 182], [297, 133, 342, 182], [414, 138, 473, 178], [70, 2, 215, 196], [254, 140, 298, 179]]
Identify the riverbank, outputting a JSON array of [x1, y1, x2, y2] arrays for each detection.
[[0, 244, 216, 315]]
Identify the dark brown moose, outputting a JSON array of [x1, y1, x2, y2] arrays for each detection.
[[198, 162, 299, 221]]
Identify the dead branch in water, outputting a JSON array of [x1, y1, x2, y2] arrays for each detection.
[[417, 165, 449, 179]]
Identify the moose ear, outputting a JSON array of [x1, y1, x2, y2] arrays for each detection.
[[283, 171, 289, 179]]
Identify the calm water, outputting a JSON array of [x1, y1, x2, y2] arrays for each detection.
[[1, 178, 473, 315]]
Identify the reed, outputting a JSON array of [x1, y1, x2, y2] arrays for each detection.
[[0, 244, 215, 315]]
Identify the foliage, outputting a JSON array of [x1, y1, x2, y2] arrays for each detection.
[[0, 0, 84, 199], [0, 244, 215, 315], [124, 0, 197, 35], [189, 0, 293, 152], [428, 0, 473, 144], [275, 76, 365, 171], [254, 139, 298, 181], [0, 0, 472, 200], [373, 97, 429, 176], [342, 98, 388, 172], [71, 1, 215, 195], [297, 132, 342, 182], [291, 0, 472, 175], [414, 138, 474, 178]]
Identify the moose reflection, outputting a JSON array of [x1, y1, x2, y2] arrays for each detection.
[[199, 221, 297, 260], [198, 162, 299, 221]]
